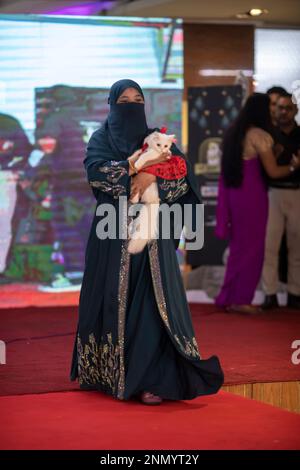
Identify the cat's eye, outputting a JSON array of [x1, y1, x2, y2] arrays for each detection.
[[157, 143, 161, 146]]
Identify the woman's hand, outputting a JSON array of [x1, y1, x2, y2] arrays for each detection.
[[291, 152, 300, 170], [128, 148, 143, 163], [127, 148, 143, 175], [130, 172, 156, 201], [260, 148, 300, 179], [139, 150, 172, 170]]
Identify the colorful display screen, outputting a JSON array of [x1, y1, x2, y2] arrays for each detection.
[[0, 15, 183, 287]]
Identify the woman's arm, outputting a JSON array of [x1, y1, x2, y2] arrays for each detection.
[[259, 149, 300, 179], [84, 129, 140, 199], [87, 160, 130, 199], [249, 128, 300, 179]]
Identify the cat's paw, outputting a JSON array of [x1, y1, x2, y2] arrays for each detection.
[[130, 194, 140, 204]]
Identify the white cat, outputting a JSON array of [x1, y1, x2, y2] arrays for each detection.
[[128, 131, 175, 254]]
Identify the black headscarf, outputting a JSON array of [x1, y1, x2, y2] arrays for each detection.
[[84, 79, 202, 209], [106, 79, 148, 159]]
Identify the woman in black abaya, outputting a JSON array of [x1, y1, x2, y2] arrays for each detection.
[[70, 79, 224, 404]]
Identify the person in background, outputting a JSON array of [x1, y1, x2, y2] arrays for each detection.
[[0, 113, 32, 279], [215, 93, 300, 315], [267, 86, 287, 126], [35, 85, 92, 289], [262, 92, 300, 310], [267, 86, 289, 288]]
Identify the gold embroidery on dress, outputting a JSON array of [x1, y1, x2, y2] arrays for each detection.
[[148, 240, 171, 331], [89, 162, 128, 198], [116, 213, 131, 399], [98, 165, 127, 183], [77, 332, 120, 392], [174, 334, 201, 359], [89, 181, 127, 199], [158, 177, 189, 202], [148, 239, 201, 359]]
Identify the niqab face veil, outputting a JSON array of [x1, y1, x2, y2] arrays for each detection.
[[106, 79, 148, 159]]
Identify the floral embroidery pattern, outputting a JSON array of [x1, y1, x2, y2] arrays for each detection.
[[89, 180, 127, 198], [77, 332, 121, 393], [148, 240, 201, 359], [158, 177, 189, 202], [174, 334, 201, 359], [76, 241, 131, 399], [89, 161, 128, 199], [98, 164, 127, 183]]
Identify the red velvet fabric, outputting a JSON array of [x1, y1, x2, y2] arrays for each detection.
[[141, 155, 187, 180]]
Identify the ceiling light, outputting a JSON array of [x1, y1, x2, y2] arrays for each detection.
[[248, 8, 268, 16], [236, 8, 269, 19]]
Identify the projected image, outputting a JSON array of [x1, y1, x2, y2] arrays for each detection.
[[0, 15, 183, 291]]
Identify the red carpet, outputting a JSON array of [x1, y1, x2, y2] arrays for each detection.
[[191, 303, 300, 385], [0, 390, 299, 450], [0, 306, 80, 396], [0, 304, 299, 396]]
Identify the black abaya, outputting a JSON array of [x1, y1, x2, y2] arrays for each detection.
[[70, 80, 224, 401]]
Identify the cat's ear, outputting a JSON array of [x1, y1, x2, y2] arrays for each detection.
[[151, 131, 159, 139], [169, 134, 177, 143]]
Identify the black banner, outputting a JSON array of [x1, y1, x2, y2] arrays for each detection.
[[187, 85, 243, 268]]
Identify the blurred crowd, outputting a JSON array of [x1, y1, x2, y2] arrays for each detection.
[[215, 86, 300, 313]]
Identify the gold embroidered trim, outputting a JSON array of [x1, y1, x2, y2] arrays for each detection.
[[77, 332, 120, 392], [116, 200, 133, 399], [98, 165, 127, 183], [117, 238, 131, 399], [89, 181, 127, 198], [174, 334, 201, 359], [76, 219, 131, 399], [89, 162, 128, 198], [148, 239, 201, 359], [148, 240, 171, 331], [158, 177, 189, 202]]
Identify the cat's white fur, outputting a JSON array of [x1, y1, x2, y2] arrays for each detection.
[[128, 131, 175, 254]]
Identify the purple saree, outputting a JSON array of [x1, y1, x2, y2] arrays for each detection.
[[215, 157, 268, 307]]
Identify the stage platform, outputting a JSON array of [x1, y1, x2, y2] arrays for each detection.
[[1, 301, 299, 450], [0, 302, 299, 415]]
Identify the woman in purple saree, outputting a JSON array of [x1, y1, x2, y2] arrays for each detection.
[[215, 93, 300, 314]]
